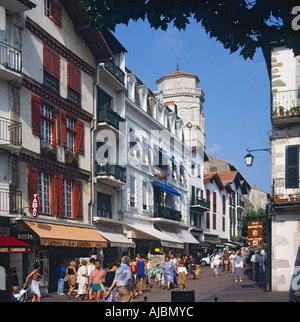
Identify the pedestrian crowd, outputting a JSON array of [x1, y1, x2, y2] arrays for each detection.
[[12, 246, 267, 302], [51, 251, 204, 302], [211, 247, 267, 283]]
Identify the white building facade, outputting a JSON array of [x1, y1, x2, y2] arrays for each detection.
[[268, 46, 300, 293]]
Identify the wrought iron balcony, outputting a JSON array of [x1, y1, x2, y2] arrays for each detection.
[[104, 60, 125, 85], [190, 197, 210, 211], [272, 89, 300, 125], [0, 188, 22, 215], [272, 177, 300, 204], [153, 204, 182, 222], [97, 105, 125, 132], [95, 162, 126, 185], [0, 116, 22, 149], [0, 41, 22, 77]]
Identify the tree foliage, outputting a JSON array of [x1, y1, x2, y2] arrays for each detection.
[[79, 0, 300, 60]]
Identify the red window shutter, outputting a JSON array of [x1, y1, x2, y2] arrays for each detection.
[[27, 166, 38, 211], [75, 120, 84, 155], [72, 180, 83, 220], [213, 213, 216, 230], [68, 63, 81, 94], [58, 174, 64, 218], [55, 109, 61, 145], [31, 95, 41, 137], [213, 192, 217, 213], [206, 212, 210, 229], [43, 44, 60, 79], [61, 110, 67, 147], [206, 189, 210, 201], [52, 1, 62, 27]]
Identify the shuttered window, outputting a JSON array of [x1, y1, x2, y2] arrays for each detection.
[[43, 44, 60, 92], [67, 63, 81, 105], [45, 0, 62, 27], [285, 145, 299, 188]]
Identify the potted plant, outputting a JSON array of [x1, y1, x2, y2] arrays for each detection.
[[296, 193, 300, 201], [41, 146, 57, 160], [297, 106, 300, 114], [290, 107, 297, 115], [273, 108, 278, 116], [279, 106, 284, 115], [289, 194, 295, 201], [286, 109, 290, 115], [65, 152, 79, 168]]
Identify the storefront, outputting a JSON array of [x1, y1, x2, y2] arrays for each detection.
[[124, 223, 183, 256], [16, 221, 107, 293], [95, 223, 135, 267]]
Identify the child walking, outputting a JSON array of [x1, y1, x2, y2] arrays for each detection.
[[154, 264, 162, 288], [177, 262, 188, 290]]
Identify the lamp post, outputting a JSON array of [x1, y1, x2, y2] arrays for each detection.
[[243, 147, 272, 291], [244, 148, 271, 167]]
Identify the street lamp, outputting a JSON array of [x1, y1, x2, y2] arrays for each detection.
[[244, 148, 271, 167], [243, 146, 272, 290]]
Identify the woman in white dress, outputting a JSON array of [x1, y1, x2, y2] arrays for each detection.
[[24, 262, 42, 302], [75, 260, 89, 301]]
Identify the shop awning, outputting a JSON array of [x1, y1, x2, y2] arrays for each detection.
[[96, 230, 135, 248], [125, 224, 184, 249], [0, 237, 30, 253], [205, 240, 226, 248], [152, 179, 181, 197], [156, 225, 200, 245], [24, 221, 107, 248]]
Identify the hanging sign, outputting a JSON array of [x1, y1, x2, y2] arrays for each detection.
[[31, 193, 40, 218], [247, 221, 263, 246]]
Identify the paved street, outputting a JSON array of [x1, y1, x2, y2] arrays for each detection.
[[32, 266, 289, 303]]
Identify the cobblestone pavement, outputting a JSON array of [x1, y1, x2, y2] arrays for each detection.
[[30, 266, 289, 303]]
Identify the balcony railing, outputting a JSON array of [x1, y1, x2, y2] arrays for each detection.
[[0, 188, 22, 214], [104, 60, 125, 85], [153, 204, 182, 222], [272, 177, 300, 202], [0, 41, 22, 74], [95, 162, 126, 183], [190, 197, 210, 211], [97, 105, 125, 132], [237, 199, 245, 208], [272, 89, 300, 121], [0, 117, 22, 146]]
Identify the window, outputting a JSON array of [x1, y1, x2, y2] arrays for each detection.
[[285, 145, 299, 188], [222, 217, 225, 232], [40, 104, 53, 148], [222, 195, 226, 215], [213, 192, 217, 213], [130, 177, 135, 207], [63, 179, 72, 218], [45, 0, 61, 27], [67, 63, 81, 105], [66, 117, 75, 153], [206, 212, 210, 229], [143, 182, 147, 210], [38, 172, 51, 214], [97, 192, 112, 218], [43, 44, 60, 92]]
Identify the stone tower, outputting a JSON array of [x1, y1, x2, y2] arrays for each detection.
[[156, 71, 206, 150]]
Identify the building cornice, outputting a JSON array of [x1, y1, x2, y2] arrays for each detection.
[[25, 16, 96, 77], [20, 148, 91, 181], [22, 73, 94, 123]]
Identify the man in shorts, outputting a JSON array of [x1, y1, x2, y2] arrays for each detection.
[[87, 259, 106, 302]]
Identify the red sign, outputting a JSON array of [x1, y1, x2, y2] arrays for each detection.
[[247, 221, 263, 246], [31, 193, 40, 218]]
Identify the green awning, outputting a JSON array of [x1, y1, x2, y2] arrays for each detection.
[[205, 241, 226, 248]]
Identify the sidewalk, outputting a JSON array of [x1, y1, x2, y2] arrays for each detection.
[[37, 266, 289, 302]]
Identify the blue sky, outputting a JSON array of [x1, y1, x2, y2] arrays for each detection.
[[114, 19, 272, 194]]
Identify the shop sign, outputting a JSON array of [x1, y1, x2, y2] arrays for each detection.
[[247, 221, 263, 246], [40, 238, 106, 248], [0, 247, 30, 253], [31, 193, 40, 217]]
